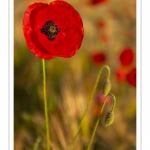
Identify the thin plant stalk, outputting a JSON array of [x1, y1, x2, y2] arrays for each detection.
[[86, 93, 116, 150], [72, 65, 110, 150], [42, 59, 50, 150], [33, 137, 41, 150]]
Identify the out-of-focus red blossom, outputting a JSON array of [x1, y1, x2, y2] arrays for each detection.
[[95, 92, 111, 104], [99, 34, 109, 43], [115, 67, 127, 82], [126, 67, 136, 87], [108, 10, 119, 19], [93, 92, 111, 116], [91, 52, 106, 64], [97, 21, 106, 29], [89, 0, 109, 5], [96, 92, 111, 104], [92, 105, 101, 116], [22, 1, 84, 60], [119, 48, 134, 66]]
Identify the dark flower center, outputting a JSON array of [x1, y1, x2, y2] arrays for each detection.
[[41, 21, 59, 40]]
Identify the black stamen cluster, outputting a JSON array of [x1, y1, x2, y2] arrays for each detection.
[[41, 21, 59, 40]]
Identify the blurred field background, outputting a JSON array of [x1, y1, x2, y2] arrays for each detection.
[[14, 0, 136, 150]]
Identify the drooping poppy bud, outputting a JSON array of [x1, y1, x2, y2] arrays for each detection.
[[105, 111, 114, 126]]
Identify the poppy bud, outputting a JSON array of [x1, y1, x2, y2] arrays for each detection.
[[102, 80, 111, 96], [105, 111, 114, 126]]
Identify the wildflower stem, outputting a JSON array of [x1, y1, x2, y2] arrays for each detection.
[[33, 137, 41, 150], [72, 65, 110, 150], [86, 93, 116, 150], [42, 59, 50, 150], [110, 93, 116, 112]]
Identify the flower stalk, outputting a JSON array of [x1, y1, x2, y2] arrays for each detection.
[[33, 137, 41, 150], [72, 65, 111, 150], [42, 59, 50, 150], [86, 93, 116, 150]]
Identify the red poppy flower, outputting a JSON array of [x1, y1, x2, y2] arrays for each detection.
[[91, 52, 106, 64], [89, 0, 109, 5], [115, 67, 127, 82], [126, 67, 136, 87], [119, 48, 134, 66], [22, 1, 84, 60]]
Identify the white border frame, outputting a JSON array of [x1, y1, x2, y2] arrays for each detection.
[[141, 0, 150, 149], [137, 0, 141, 149], [0, 0, 9, 149], [0, 0, 14, 149], [9, 0, 14, 149]]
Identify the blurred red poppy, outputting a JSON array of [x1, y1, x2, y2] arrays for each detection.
[[115, 67, 127, 82], [95, 91, 111, 104], [92, 105, 101, 116], [97, 21, 106, 29], [93, 92, 111, 117], [99, 34, 109, 44], [90, 0, 109, 5], [91, 52, 106, 64], [119, 48, 134, 66], [126, 67, 136, 87], [22, 1, 84, 60], [108, 9, 119, 19]]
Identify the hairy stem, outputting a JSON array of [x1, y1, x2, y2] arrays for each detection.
[[33, 137, 41, 150], [72, 65, 110, 150], [42, 59, 50, 150], [86, 93, 116, 150]]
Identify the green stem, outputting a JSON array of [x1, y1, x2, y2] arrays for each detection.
[[110, 93, 116, 112], [72, 65, 110, 150], [33, 137, 41, 150], [86, 93, 116, 150], [42, 59, 50, 150]]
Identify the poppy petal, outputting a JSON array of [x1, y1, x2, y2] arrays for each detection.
[[23, 3, 56, 59]]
